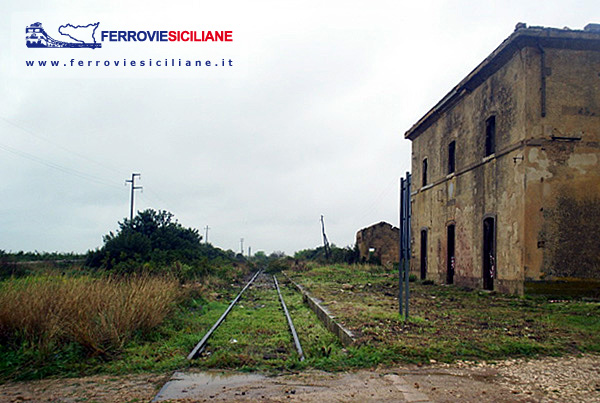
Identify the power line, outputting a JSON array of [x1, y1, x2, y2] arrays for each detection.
[[0, 116, 125, 175], [1, 118, 195, 226], [355, 175, 399, 225], [135, 185, 181, 216], [145, 187, 174, 209], [0, 142, 122, 189], [127, 182, 188, 228], [0, 118, 189, 232]]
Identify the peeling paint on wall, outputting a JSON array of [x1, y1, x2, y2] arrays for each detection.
[[567, 153, 598, 174], [542, 196, 600, 279]]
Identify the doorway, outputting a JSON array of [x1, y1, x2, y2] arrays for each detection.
[[483, 217, 495, 290], [447, 224, 455, 284], [420, 229, 427, 280]]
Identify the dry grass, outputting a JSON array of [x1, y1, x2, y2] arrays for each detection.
[[0, 275, 179, 355]]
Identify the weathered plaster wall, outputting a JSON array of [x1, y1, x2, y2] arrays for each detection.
[[523, 46, 600, 280], [411, 41, 600, 294], [411, 47, 529, 294]]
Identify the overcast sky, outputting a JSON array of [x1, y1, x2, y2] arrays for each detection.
[[1, 0, 598, 255]]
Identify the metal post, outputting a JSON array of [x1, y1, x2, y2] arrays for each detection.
[[404, 172, 411, 319], [399, 177, 405, 316], [399, 172, 411, 320]]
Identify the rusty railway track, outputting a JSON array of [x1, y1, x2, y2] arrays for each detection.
[[187, 270, 305, 361]]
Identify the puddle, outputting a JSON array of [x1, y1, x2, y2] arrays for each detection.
[[152, 371, 267, 401]]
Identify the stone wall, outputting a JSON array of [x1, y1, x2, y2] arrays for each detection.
[[355, 222, 399, 266]]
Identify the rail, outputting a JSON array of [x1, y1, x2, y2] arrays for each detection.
[[187, 271, 307, 362], [273, 275, 305, 361], [187, 270, 261, 360]]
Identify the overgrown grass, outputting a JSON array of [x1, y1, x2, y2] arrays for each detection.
[[0, 274, 179, 380], [189, 274, 342, 372], [2, 264, 598, 382], [286, 264, 600, 366], [0, 266, 255, 382]]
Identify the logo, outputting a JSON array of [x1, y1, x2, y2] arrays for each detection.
[[26, 22, 101, 49]]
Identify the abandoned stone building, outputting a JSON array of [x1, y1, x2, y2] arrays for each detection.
[[355, 222, 399, 267], [405, 23, 600, 295]]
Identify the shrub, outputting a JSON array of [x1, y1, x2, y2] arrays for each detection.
[[265, 257, 293, 274], [86, 209, 240, 279], [294, 244, 359, 264]]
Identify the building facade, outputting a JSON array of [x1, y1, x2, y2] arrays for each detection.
[[405, 23, 600, 294]]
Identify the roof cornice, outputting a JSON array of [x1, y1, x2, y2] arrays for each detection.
[[404, 25, 600, 141]]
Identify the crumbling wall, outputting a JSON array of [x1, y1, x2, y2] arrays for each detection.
[[355, 222, 399, 266], [523, 45, 600, 282]]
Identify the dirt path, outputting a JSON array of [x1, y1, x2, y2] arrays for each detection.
[[1, 354, 598, 402], [0, 373, 169, 403]]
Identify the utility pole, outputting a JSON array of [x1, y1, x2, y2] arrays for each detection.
[[240, 238, 244, 255], [321, 215, 331, 260], [248, 246, 251, 257], [204, 225, 210, 244], [125, 173, 142, 221]]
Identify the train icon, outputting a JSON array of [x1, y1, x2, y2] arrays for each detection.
[[26, 22, 101, 49]]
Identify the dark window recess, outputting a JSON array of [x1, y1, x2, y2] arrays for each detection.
[[422, 158, 428, 187], [485, 116, 496, 156], [448, 141, 456, 174]]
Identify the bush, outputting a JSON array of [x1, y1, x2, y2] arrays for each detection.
[[86, 209, 239, 278], [294, 244, 359, 265], [0, 261, 29, 279], [265, 257, 293, 274], [0, 275, 179, 355]]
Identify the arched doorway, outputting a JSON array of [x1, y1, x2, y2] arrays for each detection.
[[420, 229, 427, 280], [483, 217, 496, 290]]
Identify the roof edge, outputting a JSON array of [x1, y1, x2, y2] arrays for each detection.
[[404, 24, 600, 141]]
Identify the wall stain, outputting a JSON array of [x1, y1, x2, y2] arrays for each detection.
[[542, 195, 600, 278]]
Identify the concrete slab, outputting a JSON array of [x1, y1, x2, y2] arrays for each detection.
[[152, 371, 267, 401]]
